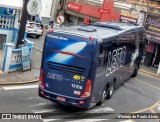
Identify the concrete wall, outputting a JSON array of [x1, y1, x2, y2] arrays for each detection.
[[41, 17, 50, 25], [40, 0, 53, 19], [50, 0, 61, 19]]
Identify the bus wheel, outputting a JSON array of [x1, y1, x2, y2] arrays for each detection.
[[106, 83, 114, 99], [97, 88, 107, 105], [131, 64, 139, 78]]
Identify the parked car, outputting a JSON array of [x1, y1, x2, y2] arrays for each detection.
[[26, 21, 43, 38]]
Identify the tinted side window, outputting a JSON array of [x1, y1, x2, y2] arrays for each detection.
[[99, 44, 107, 66]]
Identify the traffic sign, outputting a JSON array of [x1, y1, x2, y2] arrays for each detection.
[[56, 15, 65, 25], [27, 0, 42, 16]]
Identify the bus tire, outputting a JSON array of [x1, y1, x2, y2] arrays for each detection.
[[131, 64, 139, 78], [97, 87, 107, 105], [106, 83, 114, 99]]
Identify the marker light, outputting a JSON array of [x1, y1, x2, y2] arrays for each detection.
[[89, 36, 94, 41], [49, 29, 54, 32]]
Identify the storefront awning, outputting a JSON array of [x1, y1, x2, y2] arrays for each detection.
[[0, 0, 23, 9]]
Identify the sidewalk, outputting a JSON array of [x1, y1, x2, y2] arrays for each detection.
[[0, 48, 42, 85], [140, 65, 160, 78], [0, 47, 159, 85]]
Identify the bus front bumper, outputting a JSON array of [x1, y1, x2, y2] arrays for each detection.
[[39, 87, 91, 109]]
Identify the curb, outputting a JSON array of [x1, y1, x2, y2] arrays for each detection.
[[0, 79, 39, 85], [139, 70, 160, 79]]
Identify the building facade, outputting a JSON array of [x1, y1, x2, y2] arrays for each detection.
[[121, 0, 160, 72], [58, 0, 120, 25]]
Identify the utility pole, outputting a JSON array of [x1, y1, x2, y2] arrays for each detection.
[[16, 0, 29, 48]]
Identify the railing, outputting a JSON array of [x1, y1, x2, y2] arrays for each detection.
[[2, 33, 34, 73], [0, 14, 15, 30], [9, 48, 22, 71]]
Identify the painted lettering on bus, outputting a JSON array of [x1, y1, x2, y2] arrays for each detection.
[[47, 72, 63, 81], [106, 46, 126, 76]]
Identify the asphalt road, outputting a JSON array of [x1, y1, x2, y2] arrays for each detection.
[[0, 72, 159, 122], [28, 36, 45, 51]]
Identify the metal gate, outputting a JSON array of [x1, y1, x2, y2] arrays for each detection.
[[152, 44, 160, 68], [0, 34, 6, 50]]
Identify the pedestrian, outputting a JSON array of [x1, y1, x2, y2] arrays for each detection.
[[35, 16, 40, 23], [49, 17, 54, 29], [40, 21, 44, 36]]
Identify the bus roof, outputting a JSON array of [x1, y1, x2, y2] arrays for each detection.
[[54, 22, 143, 43]]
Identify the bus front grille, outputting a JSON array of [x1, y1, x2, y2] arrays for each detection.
[[47, 61, 85, 75]]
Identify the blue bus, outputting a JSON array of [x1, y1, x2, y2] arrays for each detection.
[[39, 22, 145, 109]]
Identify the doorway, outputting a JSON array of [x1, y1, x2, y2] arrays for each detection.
[[0, 34, 6, 71], [0, 34, 6, 50]]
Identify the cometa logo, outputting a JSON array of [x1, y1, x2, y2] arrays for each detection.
[[73, 75, 81, 81]]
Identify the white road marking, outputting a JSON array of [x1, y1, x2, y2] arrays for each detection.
[[67, 119, 109, 122], [32, 109, 56, 114], [118, 120, 134, 122], [25, 96, 41, 100], [86, 107, 114, 113], [29, 103, 48, 107], [3, 85, 38, 90], [43, 119, 60, 122]]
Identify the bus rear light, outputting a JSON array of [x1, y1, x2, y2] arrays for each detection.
[[39, 69, 44, 89], [80, 79, 91, 98]]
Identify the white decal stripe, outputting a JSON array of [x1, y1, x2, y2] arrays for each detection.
[[3, 85, 38, 90]]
